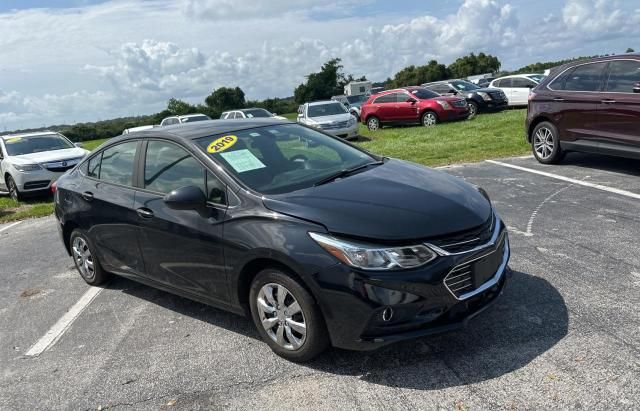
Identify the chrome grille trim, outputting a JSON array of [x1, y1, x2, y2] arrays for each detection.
[[426, 212, 497, 256]]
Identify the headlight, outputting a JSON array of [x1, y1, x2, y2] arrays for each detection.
[[477, 92, 491, 101], [309, 232, 437, 270], [347, 117, 357, 127], [435, 100, 452, 110], [14, 163, 43, 172]]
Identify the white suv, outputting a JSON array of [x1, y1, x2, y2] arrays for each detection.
[[0, 132, 89, 201], [297, 101, 359, 139], [160, 113, 211, 126]]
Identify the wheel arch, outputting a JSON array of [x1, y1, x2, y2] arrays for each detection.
[[527, 115, 554, 143], [62, 220, 80, 255]]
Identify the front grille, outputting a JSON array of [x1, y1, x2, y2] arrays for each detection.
[[429, 213, 495, 254], [444, 232, 506, 299], [42, 157, 83, 172], [321, 121, 349, 130], [452, 99, 468, 108], [24, 180, 50, 189], [488, 91, 506, 100]]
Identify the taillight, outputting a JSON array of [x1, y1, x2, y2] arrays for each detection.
[[51, 181, 57, 194], [528, 92, 537, 101]]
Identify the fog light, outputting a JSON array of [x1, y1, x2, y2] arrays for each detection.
[[382, 306, 394, 322]]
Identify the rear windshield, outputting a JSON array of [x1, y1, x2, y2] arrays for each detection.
[[3, 133, 74, 156], [408, 88, 440, 99], [196, 123, 375, 195], [182, 115, 210, 123], [450, 80, 480, 91], [308, 103, 347, 117], [242, 109, 272, 118]]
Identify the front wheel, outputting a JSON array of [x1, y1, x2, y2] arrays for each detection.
[[467, 101, 478, 119], [421, 111, 438, 127], [6, 175, 21, 202], [249, 268, 329, 362], [532, 121, 563, 164], [366, 116, 380, 131]]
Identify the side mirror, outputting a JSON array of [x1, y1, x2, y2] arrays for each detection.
[[163, 185, 207, 211], [74, 142, 84, 148], [408, 98, 417, 104], [272, 112, 278, 116], [633, 83, 640, 93], [451, 90, 458, 95]]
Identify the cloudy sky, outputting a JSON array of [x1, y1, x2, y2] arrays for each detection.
[[0, 0, 639, 130]]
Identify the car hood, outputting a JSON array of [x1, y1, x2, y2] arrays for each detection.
[[309, 113, 353, 123], [472, 87, 502, 93], [262, 159, 492, 241], [10, 147, 88, 164]]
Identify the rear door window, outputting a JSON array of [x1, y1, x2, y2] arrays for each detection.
[[511, 78, 537, 88], [496, 78, 512, 87], [97, 141, 138, 186], [562, 62, 607, 91], [605, 60, 640, 93]]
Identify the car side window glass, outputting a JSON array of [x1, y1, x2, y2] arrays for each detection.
[[87, 154, 101, 178], [144, 140, 205, 195], [511, 78, 535, 88], [373, 94, 395, 104], [396, 93, 412, 102], [498, 78, 512, 87], [206, 171, 227, 205], [606, 60, 640, 93], [98, 141, 138, 186], [563, 62, 607, 92]]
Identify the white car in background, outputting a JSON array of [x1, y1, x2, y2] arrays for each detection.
[[160, 113, 212, 126], [0, 132, 89, 201], [297, 101, 359, 139], [488, 74, 545, 106], [123, 125, 155, 134], [220, 108, 287, 120]]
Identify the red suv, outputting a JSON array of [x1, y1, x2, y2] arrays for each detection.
[[360, 87, 470, 131], [527, 54, 640, 163]]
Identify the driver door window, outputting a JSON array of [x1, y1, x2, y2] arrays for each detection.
[[144, 141, 207, 195]]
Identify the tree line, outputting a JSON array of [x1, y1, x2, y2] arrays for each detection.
[[6, 48, 635, 141]]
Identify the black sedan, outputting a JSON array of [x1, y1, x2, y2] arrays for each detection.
[[422, 79, 508, 118], [54, 119, 510, 361]]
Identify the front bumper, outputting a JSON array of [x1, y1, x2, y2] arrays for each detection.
[[441, 107, 470, 121], [10, 168, 66, 193], [479, 99, 508, 111], [320, 123, 359, 139], [310, 215, 510, 351]]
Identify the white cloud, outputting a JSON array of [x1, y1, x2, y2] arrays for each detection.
[[1, 0, 639, 130]]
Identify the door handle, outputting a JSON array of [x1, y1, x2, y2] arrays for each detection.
[[601, 99, 616, 104], [553, 97, 565, 102], [136, 208, 154, 219], [81, 191, 94, 201]]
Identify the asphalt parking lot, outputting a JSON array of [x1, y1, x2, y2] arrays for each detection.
[[1, 152, 639, 410]]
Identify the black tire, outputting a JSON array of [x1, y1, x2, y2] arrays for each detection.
[[6, 175, 21, 202], [69, 229, 109, 285], [531, 121, 564, 164], [421, 111, 438, 127], [467, 101, 479, 119], [366, 116, 380, 131], [249, 268, 329, 362], [350, 110, 360, 122]]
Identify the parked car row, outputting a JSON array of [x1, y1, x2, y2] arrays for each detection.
[[422, 79, 508, 118]]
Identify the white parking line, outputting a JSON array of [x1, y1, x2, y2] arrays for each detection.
[[486, 160, 640, 200], [0, 221, 22, 233], [25, 286, 103, 357]]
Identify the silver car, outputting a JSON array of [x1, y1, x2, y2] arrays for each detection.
[[297, 101, 359, 139], [0, 132, 89, 201]]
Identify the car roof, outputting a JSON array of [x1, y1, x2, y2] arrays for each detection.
[[493, 74, 542, 80], [307, 100, 342, 106], [178, 113, 210, 119], [1, 131, 59, 139], [109, 119, 296, 143]]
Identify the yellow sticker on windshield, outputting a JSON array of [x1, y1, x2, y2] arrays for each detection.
[[207, 135, 237, 153], [5, 137, 21, 143]]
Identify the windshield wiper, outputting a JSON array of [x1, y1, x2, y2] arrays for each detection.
[[314, 160, 384, 186]]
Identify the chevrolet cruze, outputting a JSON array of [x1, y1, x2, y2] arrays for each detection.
[[54, 119, 510, 361]]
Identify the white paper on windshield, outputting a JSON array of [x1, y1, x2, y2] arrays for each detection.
[[220, 149, 266, 173]]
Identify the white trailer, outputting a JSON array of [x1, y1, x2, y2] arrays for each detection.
[[344, 81, 372, 96]]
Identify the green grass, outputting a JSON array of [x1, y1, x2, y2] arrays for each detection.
[[356, 109, 529, 167], [1, 111, 529, 223], [282, 112, 298, 121]]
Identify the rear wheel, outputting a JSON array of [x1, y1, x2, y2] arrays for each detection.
[[249, 268, 329, 362], [421, 111, 438, 127], [366, 116, 380, 131], [6, 175, 21, 202], [532, 121, 564, 164], [467, 101, 478, 119], [70, 230, 109, 285]]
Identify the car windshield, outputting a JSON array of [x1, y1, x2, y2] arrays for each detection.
[[346, 95, 367, 104], [182, 115, 210, 123], [3, 133, 75, 156], [243, 109, 273, 118], [197, 124, 376, 195], [527, 74, 545, 83], [450, 80, 481, 91], [307, 103, 347, 117], [409, 88, 440, 99]]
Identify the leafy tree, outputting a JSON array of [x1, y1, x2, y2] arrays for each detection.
[[626, 48, 635, 53], [447, 53, 501, 78], [294, 58, 352, 104], [387, 60, 450, 88], [167, 98, 196, 116], [204, 87, 246, 113]]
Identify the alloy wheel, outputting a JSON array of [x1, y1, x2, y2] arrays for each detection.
[[7, 177, 18, 202], [423, 112, 437, 126], [468, 103, 477, 119], [256, 283, 307, 351], [534, 127, 555, 159], [367, 117, 379, 131], [72, 236, 95, 281]]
